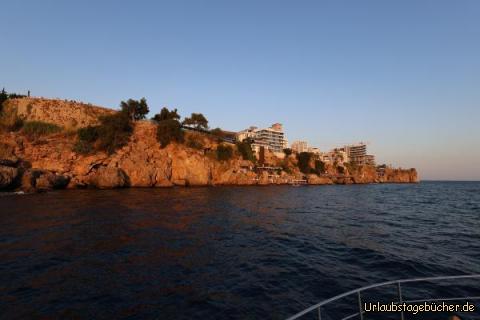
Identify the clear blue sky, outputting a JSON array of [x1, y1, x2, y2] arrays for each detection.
[[2, 0, 479, 180]]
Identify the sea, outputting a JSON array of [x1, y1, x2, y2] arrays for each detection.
[[1, 182, 479, 320]]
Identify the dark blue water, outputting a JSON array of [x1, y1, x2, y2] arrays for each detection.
[[1, 182, 479, 319]]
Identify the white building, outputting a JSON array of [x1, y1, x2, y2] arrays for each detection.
[[345, 143, 367, 165], [291, 141, 308, 153], [236, 123, 288, 155]]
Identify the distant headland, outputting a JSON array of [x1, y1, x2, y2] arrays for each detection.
[[0, 90, 417, 192]]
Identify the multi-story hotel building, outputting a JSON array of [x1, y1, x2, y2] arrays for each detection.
[[345, 143, 367, 165], [236, 123, 288, 155], [291, 140, 309, 153]]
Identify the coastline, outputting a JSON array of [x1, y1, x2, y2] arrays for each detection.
[[0, 98, 418, 193]]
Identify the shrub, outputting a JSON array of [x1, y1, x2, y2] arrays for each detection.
[[182, 113, 209, 130], [314, 160, 325, 174], [216, 144, 233, 161], [185, 133, 204, 150], [73, 140, 93, 155], [297, 152, 313, 174], [156, 119, 184, 148], [152, 107, 180, 122], [0, 88, 7, 114], [0, 115, 23, 132], [120, 98, 149, 121], [22, 121, 62, 138], [96, 111, 133, 154], [210, 127, 224, 137], [77, 125, 99, 142], [236, 140, 255, 162]]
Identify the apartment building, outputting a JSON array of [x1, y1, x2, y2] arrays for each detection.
[[345, 143, 367, 165], [236, 123, 288, 155], [291, 140, 309, 153]]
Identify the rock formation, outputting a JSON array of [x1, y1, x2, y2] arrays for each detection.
[[0, 98, 418, 192]]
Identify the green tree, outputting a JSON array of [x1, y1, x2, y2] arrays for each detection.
[[156, 119, 184, 148], [216, 144, 233, 161], [283, 148, 292, 156], [152, 107, 180, 122], [314, 160, 326, 174], [0, 88, 8, 113], [210, 127, 224, 137], [97, 112, 133, 154], [297, 152, 313, 174], [182, 113, 208, 130], [236, 140, 255, 162], [120, 98, 149, 121], [77, 125, 99, 142]]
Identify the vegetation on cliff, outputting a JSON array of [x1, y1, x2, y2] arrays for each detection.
[[216, 144, 234, 161], [0, 95, 418, 192], [182, 113, 209, 130], [73, 108, 133, 155], [22, 121, 62, 139], [0, 88, 26, 114], [120, 98, 149, 121], [236, 139, 255, 162]]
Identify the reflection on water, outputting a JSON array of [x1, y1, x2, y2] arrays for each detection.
[[1, 182, 480, 319]]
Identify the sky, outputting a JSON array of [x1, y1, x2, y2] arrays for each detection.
[[1, 0, 479, 180]]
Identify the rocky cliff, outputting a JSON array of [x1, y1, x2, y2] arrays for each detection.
[[0, 98, 418, 192], [2, 98, 114, 129]]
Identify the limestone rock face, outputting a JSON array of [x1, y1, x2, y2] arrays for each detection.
[[381, 168, 418, 183], [306, 174, 333, 185], [0, 143, 19, 166], [0, 165, 18, 189], [19, 169, 70, 192], [35, 172, 70, 191], [3, 98, 114, 129], [90, 166, 128, 189], [0, 100, 419, 190]]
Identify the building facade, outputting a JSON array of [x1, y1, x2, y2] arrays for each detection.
[[236, 123, 288, 155], [345, 143, 367, 165], [291, 140, 309, 153]]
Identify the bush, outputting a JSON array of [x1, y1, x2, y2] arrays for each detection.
[[73, 140, 93, 155], [156, 119, 184, 148], [216, 144, 233, 161], [0, 88, 7, 114], [77, 125, 99, 142], [0, 115, 23, 132], [185, 133, 204, 150], [236, 140, 255, 162], [314, 160, 325, 174], [96, 111, 133, 154], [22, 121, 62, 138], [183, 113, 209, 130], [297, 152, 313, 174], [210, 127, 224, 136], [152, 107, 181, 122], [120, 98, 149, 121]]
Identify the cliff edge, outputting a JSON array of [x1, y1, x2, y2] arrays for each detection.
[[0, 98, 418, 192]]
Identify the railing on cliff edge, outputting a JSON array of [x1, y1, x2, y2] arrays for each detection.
[[286, 275, 480, 320]]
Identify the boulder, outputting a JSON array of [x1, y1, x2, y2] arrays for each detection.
[[35, 172, 70, 191], [0, 165, 19, 189], [0, 143, 19, 166], [18, 169, 70, 192], [90, 166, 128, 189], [306, 174, 333, 185]]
